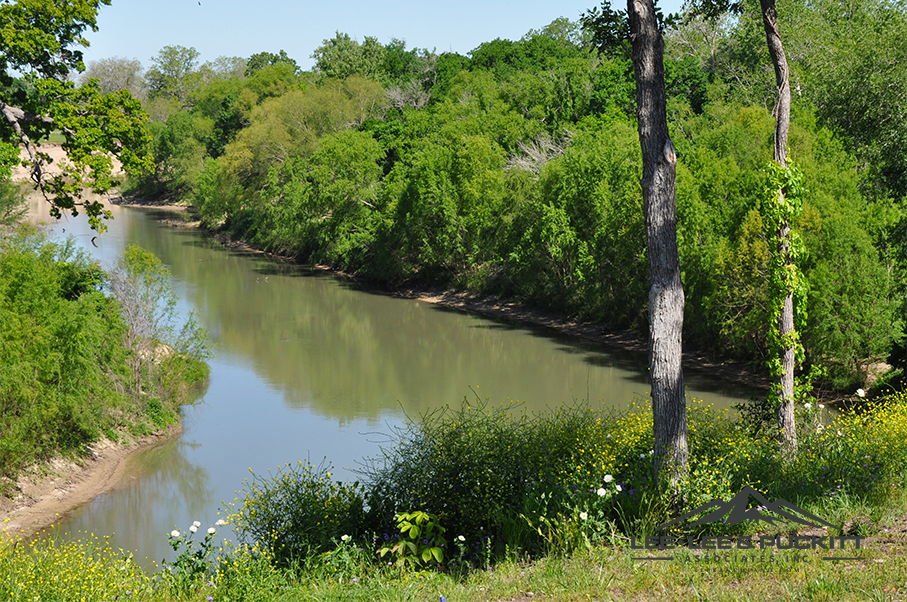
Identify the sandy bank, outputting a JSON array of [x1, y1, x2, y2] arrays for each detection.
[[0, 426, 180, 542]]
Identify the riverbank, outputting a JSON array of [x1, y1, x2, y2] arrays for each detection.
[[0, 425, 180, 541], [5, 179, 210, 543], [111, 195, 776, 396]]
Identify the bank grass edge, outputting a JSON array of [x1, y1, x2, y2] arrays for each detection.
[[2, 521, 906, 601], [6, 389, 907, 599]]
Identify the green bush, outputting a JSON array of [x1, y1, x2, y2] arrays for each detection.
[[0, 228, 128, 483], [361, 399, 655, 560], [225, 389, 907, 568], [228, 461, 367, 566]]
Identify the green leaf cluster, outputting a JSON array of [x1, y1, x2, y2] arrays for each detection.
[[0, 0, 153, 230], [762, 160, 809, 383], [378, 511, 446, 567]]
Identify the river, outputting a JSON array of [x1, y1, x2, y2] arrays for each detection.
[[29, 199, 755, 565]]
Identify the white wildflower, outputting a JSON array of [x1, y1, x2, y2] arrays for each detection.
[[597, 487, 607, 497], [170, 530, 180, 538], [341, 534, 350, 542], [579, 512, 588, 520], [215, 519, 226, 526], [208, 527, 216, 535], [616, 485, 622, 492], [804, 402, 812, 409], [457, 535, 466, 542], [819, 404, 825, 409], [857, 389, 866, 398], [189, 525, 198, 533], [604, 474, 614, 483]]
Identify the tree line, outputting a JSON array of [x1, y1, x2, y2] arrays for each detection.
[[2, 0, 889, 400], [98, 1, 903, 395]]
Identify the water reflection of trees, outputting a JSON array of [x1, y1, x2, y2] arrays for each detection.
[[124, 211, 751, 422], [55, 436, 214, 566]]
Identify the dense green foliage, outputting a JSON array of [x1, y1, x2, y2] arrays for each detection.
[[128, 8, 905, 390], [672, 0, 907, 380], [0, 0, 152, 230], [0, 228, 208, 489], [229, 462, 366, 567], [0, 228, 125, 481], [225, 390, 907, 568]]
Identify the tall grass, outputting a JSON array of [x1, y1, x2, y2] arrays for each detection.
[[230, 390, 907, 565]]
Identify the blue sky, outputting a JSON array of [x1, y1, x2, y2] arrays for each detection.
[[81, 0, 685, 70]]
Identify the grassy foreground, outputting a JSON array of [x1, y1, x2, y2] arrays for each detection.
[[5, 390, 907, 600], [1, 528, 906, 601]]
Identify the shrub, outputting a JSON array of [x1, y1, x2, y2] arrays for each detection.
[[0, 231, 209, 490], [0, 228, 128, 484], [230, 390, 907, 566], [361, 399, 654, 559], [228, 461, 367, 566]]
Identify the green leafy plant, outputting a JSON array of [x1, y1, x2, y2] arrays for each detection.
[[762, 159, 809, 406], [378, 511, 446, 569], [311, 534, 373, 582], [522, 476, 625, 555]]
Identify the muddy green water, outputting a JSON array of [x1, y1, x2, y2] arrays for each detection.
[[31, 201, 755, 564]]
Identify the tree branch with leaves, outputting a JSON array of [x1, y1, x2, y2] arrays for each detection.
[[0, 0, 153, 231]]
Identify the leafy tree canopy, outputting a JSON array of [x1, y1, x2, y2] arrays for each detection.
[[0, 0, 152, 231], [146, 45, 202, 107], [580, 2, 679, 58], [245, 50, 298, 77], [311, 33, 386, 81]]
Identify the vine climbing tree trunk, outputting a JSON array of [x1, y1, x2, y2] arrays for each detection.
[[628, 0, 689, 493], [760, 0, 797, 459]]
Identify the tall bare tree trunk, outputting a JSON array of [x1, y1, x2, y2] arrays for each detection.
[[760, 0, 797, 458], [628, 0, 689, 492]]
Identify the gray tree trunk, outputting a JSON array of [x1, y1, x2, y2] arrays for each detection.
[[760, 0, 797, 458], [628, 0, 689, 491]]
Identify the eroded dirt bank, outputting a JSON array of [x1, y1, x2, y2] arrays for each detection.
[[0, 426, 179, 542]]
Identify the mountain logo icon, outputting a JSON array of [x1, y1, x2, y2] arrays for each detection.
[[658, 486, 840, 530]]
